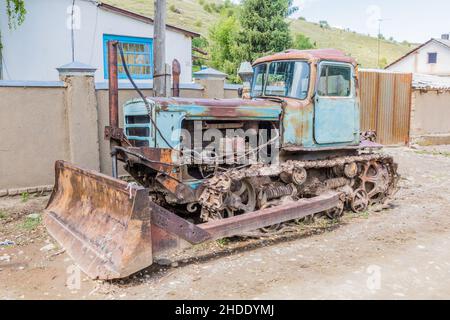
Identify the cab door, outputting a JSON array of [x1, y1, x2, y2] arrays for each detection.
[[314, 62, 358, 145]]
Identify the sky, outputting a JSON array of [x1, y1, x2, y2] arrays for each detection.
[[292, 0, 450, 43], [233, 0, 450, 43]]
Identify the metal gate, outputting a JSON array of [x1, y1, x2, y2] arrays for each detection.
[[359, 70, 412, 145]]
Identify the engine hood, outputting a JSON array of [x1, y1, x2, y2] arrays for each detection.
[[125, 97, 283, 121]]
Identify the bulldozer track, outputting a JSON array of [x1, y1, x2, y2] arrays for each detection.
[[199, 153, 399, 227]]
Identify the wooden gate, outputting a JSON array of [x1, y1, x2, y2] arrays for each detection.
[[359, 70, 412, 145]]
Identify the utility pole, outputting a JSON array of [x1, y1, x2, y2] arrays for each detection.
[[377, 18, 390, 68], [377, 19, 383, 68], [153, 0, 168, 97]]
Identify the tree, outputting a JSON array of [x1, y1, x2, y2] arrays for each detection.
[[192, 36, 209, 72], [4, 0, 26, 29], [206, 0, 299, 83], [1, 0, 26, 49], [379, 57, 388, 68], [237, 0, 298, 62], [293, 34, 315, 50], [208, 13, 241, 83]]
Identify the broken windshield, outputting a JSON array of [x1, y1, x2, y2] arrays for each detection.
[[251, 61, 310, 100]]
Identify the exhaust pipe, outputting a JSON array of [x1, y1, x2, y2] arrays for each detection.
[[108, 40, 119, 129], [108, 41, 119, 178]]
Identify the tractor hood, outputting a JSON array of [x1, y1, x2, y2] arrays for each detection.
[[125, 97, 282, 121]]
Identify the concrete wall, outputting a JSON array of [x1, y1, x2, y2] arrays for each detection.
[[0, 74, 239, 195], [0, 0, 193, 83], [0, 84, 68, 192], [388, 41, 450, 76], [410, 89, 450, 145]]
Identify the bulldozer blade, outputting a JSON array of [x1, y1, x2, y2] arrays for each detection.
[[44, 161, 153, 280]]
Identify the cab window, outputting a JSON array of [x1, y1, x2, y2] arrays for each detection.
[[251, 64, 267, 97], [265, 61, 310, 99], [317, 65, 352, 97]]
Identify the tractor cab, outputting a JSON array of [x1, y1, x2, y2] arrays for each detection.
[[251, 49, 360, 150]]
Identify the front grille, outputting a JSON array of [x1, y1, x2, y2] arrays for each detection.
[[130, 140, 149, 147], [126, 127, 150, 137], [126, 115, 150, 124]]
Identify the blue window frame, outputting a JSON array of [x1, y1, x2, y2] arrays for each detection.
[[103, 34, 153, 80]]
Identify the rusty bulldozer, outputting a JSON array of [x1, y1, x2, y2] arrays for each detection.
[[45, 42, 399, 280]]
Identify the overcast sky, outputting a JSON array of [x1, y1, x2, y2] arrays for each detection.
[[233, 0, 449, 43]]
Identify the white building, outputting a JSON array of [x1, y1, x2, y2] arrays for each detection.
[[386, 36, 450, 76], [0, 0, 199, 83]]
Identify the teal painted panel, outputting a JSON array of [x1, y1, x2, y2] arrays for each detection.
[[314, 97, 358, 144], [314, 61, 359, 145]]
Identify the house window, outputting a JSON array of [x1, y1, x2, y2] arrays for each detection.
[[428, 52, 438, 64], [103, 34, 153, 80]]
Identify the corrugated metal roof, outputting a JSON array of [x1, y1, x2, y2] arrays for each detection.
[[413, 74, 450, 90]]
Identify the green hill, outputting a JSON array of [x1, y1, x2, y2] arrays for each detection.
[[103, 0, 414, 68]]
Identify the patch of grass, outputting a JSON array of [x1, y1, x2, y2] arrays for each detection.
[[217, 238, 230, 246], [0, 211, 8, 220], [414, 150, 450, 157], [360, 210, 370, 219], [194, 20, 202, 28], [21, 192, 30, 203], [21, 214, 42, 230]]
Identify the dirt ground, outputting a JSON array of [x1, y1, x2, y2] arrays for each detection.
[[2, 145, 450, 300]]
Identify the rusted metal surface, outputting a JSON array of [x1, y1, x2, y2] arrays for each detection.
[[198, 151, 399, 225], [150, 202, 211, 244], [156, 175, 196, 203], [200, 192, 341, 240], [359, 71, 412, 145], [172, 59, 181, 97], [152, 97, 280, 108], [253, 49, 357, 66], [108, 41, 119, 130], [44, 161, 153, 280], [283, 139, 383, 152], [104, 126, 127, 142]]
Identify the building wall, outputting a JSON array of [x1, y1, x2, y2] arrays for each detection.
[[410, 89, 450, 145], [388, 41, 450, 76], [0, 84, 69, 191], [0, 0, 193, 83]]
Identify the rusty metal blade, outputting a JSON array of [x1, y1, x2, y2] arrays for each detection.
[[44, 161, 153, 280]]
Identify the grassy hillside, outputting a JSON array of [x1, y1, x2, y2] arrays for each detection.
[[290, 20, 413, 68], [103, 0, 414, 68]]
